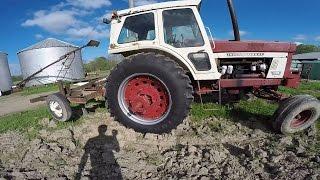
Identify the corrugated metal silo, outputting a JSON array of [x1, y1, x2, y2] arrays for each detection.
[[17, 38, 85, 87], [0, 52, 13, 95]]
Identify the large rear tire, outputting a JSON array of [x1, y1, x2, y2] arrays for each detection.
[[106, 53, 194, 134], [273, 95, 320, 134]]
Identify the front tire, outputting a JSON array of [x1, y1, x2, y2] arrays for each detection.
[[106, 53, 194, 134], [46, 93, 72, 122], [273, 95, 320, 134]]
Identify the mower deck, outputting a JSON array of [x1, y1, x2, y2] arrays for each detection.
[[30, 77, 107, 105]]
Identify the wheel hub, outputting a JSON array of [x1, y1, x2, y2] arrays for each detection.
[[291, 110, 313, 128], [49, 101, 63, 118], [123, 75, 170, 121]]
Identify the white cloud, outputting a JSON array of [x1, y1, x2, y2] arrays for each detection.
[[66, 26, 109, 39], [293, 34, 307, 41], [315, 36, 320, 41], [66, 0, 111, 9], [22, 10, 80, 32], [135, 0, 159, 6], [22, 0, 112, 40], [122, 0, 159, 7], [229, 30, 248, 36], [294, 42, 304, 46], [239, 30, 248, 36], [35, 34, 44, 39]]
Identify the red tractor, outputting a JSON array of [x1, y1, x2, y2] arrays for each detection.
[[102, 0, 320, 134], [37, 0, 319, 135]]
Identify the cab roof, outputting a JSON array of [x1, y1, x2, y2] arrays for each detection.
[[117, 0, 202, 16]]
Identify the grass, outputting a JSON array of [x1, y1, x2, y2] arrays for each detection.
[[0, 104, 90, 139], [0, 106, 50, 139], [191, 103, 231, 121], [0, 81, 319, 140], [21, 84, 59, 96], [11, 75, 23, 85], [190, 81, 320, 135], [191, 98, 320, 136], [279, 81, 320, 99], [191, 99, 278, 122], [191, 81, 320, 122], [233, 99, 278, 119], [190, 99, 279, 133]]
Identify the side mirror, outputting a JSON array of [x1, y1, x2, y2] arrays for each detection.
[[87, 40, 100, 47], [103, 18, 112, 24]]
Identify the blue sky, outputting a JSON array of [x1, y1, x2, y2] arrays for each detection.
[[0, 0, 319, 75]]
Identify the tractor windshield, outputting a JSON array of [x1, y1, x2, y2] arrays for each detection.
[[163, 8, 204, 48], [118, 13, 155, 44]]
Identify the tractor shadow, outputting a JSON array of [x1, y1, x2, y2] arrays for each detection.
[[70, 101, 106, 121], [194, 95, 276, 134], [229, 108, 274, 134], [75, 125, 123, 180]]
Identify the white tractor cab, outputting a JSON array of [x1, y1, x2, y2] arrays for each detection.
[[108, 0, 220, 80], [104, 0, 320, 134]]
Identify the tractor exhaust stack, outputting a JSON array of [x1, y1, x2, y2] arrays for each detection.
[[227, 0, 240, 41]]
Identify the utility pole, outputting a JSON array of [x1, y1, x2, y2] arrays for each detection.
[[129, 0, 134, 8]]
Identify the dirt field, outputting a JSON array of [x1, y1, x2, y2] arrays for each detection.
[[0, 92, 53, 117], [0, 110, 319, 179]]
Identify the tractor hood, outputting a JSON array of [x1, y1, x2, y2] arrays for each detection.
[[212, 41, 297, 53]]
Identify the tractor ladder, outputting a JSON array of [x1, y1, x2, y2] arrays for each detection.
[[196, 80, 222, 108]]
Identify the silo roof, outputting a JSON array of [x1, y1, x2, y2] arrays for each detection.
[[18, 38, 78, 54], [0, 51, 7, 55]]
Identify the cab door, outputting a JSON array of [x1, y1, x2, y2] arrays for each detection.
[[109, 11, 158, 51], [158, 7, 220, 80]]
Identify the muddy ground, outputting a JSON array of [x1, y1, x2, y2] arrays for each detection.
[[0, 111, 319, 180]]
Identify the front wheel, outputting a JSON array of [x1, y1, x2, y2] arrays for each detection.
[[106, 53, 194, 134], [273, 95, 320, 134], [46, 93, 72, 122]]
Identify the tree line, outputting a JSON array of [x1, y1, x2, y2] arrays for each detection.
[[296, 44, 320, 54], [84, 57, 119, 73]]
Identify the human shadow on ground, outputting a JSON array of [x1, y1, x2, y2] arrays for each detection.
[[75, 125, 123, 180]]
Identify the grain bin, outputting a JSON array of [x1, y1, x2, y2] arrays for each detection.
[[18, 38, 85, 87], [0, 52, 13, 96]]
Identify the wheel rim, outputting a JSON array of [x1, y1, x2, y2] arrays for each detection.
[[49, 101, 63, 118], [118, 73, 172, 125], [290, 109, 313, 128]]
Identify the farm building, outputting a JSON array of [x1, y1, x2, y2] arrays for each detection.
[[17, 38, 85, 87], [0, 52, 13, 96], [292, 52, 320, 80]]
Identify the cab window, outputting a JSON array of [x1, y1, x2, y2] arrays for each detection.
[[163, 8, 204, 48], [118, 13, 155, 44]]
